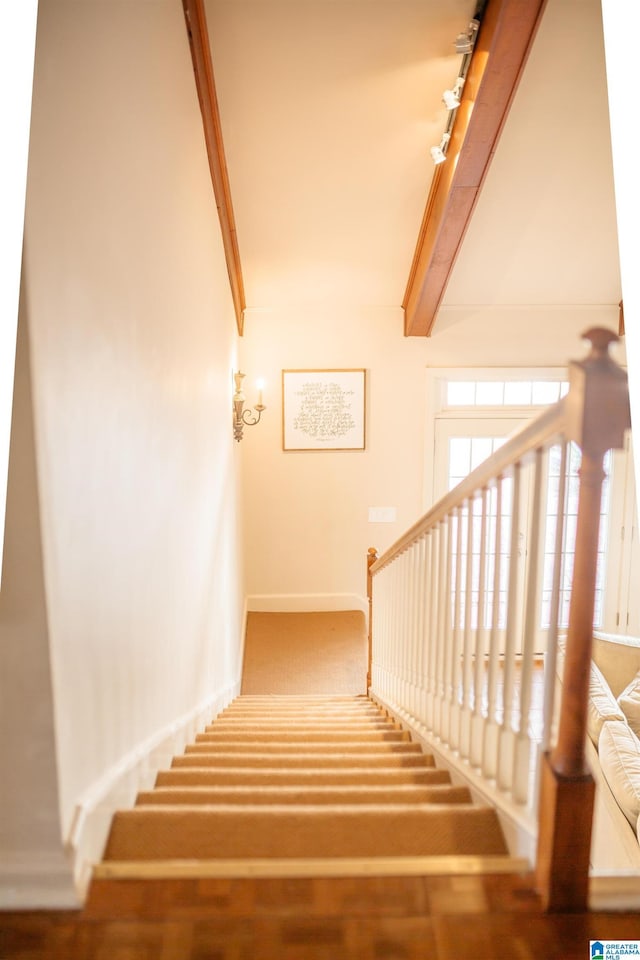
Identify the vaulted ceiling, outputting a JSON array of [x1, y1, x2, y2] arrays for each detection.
[[182, 0, 621, 338]]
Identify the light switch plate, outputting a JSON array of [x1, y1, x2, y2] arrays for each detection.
[[368, 507, 397, 523]]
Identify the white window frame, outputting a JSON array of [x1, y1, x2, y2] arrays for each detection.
[[424, 366, 625, 646], [424, 367, 569, 509]]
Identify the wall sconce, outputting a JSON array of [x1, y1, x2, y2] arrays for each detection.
[[233, 371, 266, 442]]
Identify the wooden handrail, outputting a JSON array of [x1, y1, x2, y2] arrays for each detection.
[[181, 0, 246, 335]]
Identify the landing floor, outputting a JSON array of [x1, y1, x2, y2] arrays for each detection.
[[2, 872, 639, 959]]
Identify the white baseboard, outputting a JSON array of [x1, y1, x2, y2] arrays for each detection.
[[0, 851, 79, 909], [65, 678, 240, 901], [247, 593, 368, 615]]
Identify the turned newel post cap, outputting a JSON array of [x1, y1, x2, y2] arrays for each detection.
[[565, 327, 630, 456], [582, 326, 619, 361]]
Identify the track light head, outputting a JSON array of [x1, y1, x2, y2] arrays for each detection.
[[442, 88, 460, 110], [430, 132, 451, 166]]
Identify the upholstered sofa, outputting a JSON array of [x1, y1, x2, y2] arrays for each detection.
[[571, 632, 640, 872]]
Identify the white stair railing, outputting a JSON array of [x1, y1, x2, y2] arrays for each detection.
[[366, 328, 630, 911]]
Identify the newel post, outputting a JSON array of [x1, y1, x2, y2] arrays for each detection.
[[535, 328, 631, 912], [366, 547, 378, 693]]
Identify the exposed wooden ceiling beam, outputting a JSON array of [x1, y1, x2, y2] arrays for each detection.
[[182, 0, 246, 335], [403, 0, 548, 337]]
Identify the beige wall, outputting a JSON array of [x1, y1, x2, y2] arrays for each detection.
[[240, 307, 429, 609], [0, 0, 245, 903], [239, 304, 621, 610]]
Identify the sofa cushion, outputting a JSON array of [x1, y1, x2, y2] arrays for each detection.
[[618, 669, 640, 739], [593, 633, 640, 697], [598, 720, 640, 830], [587, 659, 625, 745], [555, 639, 624, 744]]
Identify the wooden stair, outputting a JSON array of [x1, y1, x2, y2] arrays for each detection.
[[92, 695, 518, 881]]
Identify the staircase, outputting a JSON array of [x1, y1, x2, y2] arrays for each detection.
[[99, 694, 508, 869]]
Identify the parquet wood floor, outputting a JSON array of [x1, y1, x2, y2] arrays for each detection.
[[2, 872, 639, 959]]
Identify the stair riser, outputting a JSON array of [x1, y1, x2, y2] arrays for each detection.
[[171, 754, 433, 769], [228, 706, 377, 711], [205, 713, 402, 732], [224, 713, 381, 719], [231, 696, 373, 701], [104, 806, 508, 860], [155, 769, 451, 787], [218, 708, 390, 726], [186, 742, 421, 755], [135, 786, 472, 806], [198, 731, 408, 743]]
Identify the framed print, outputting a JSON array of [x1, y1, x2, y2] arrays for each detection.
[[282, 369, 366, 451]]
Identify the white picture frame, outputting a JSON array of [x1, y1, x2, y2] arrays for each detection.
[[282, 369, 366, 451]]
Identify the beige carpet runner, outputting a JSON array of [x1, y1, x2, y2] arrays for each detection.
[[102, 695, 507, 863]]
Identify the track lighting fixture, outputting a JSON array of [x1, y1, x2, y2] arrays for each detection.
[[430, 16, 481, 166]]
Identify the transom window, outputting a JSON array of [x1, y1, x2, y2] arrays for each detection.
[[445, 379, 569, 408]]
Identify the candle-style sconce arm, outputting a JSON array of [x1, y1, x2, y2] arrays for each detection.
[[233, 371, 266, 442]]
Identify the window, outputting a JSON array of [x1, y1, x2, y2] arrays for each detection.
[[541, 444, 611, 630], [446, 379, 568, 408], [428, 368, 619, 648]]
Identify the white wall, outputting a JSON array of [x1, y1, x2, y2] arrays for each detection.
[[0, 288, 76, 908], [601, 0, 640, 475], [239, 304, 618, 611], [0, 1, 38, 583], [425, 306, 622, 369], [0, 0, 245, 903]]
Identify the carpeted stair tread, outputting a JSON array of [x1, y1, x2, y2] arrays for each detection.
[[135, 784, 472, 805], [103, 804, 507, 860], [171, 751, 433, 769], [218, 702, 388, 711], [220, 698, 382, 707], [217, 708, 391, 722], [228, 700, 376, 710], [186, 741, 422, 755], [218, 702, 382, 717], [205, 714, 402, 733], [197, 729, 409, 743], [98, 694, 508, 872], [217, 712, 387, 722], [229, 695, 372, 701], [155, 766, 453, 787], [216, 702, 382, 720]]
